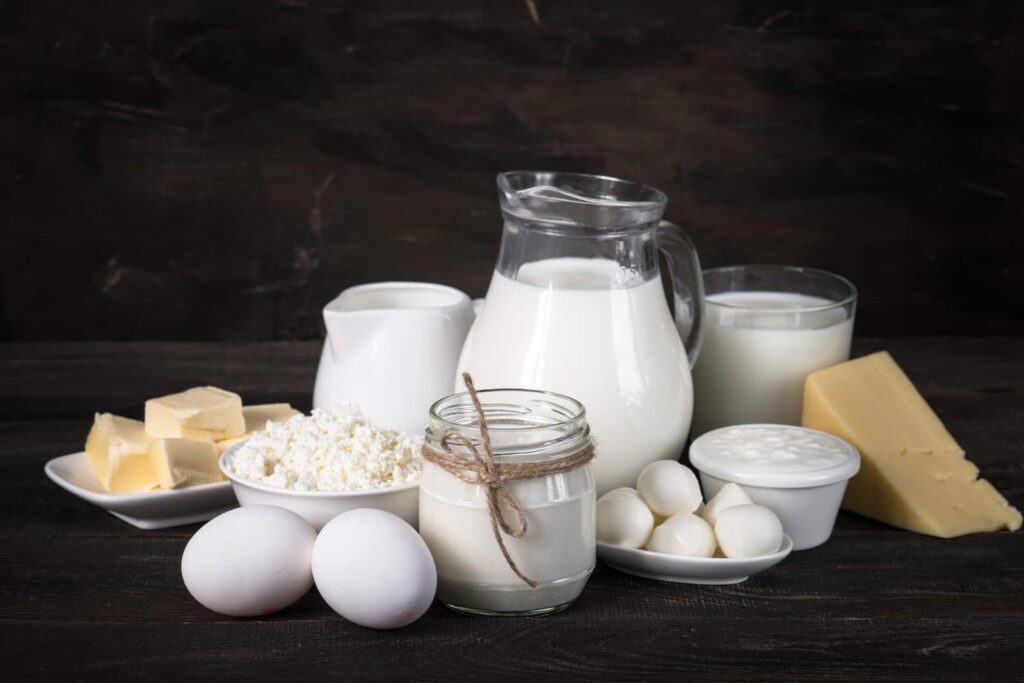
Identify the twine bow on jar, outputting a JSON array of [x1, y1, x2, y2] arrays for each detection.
[[421, 373, 595, 588]]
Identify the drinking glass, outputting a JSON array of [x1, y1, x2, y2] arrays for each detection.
[[691, 265, 857, 435]]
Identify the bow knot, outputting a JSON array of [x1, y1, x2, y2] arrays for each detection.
[[421, 373, 595, 588]]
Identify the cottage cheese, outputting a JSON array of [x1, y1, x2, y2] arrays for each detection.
[[226, 405, 421, 491]]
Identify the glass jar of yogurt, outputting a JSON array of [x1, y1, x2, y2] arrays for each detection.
[[420, 388, 596, 616]]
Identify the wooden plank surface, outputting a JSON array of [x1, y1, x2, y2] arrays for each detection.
[[3, 0, 1024, 342], [0, 339, 1022, 680]]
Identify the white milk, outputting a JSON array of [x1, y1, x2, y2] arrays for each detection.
[[456, 258, 693, 495], [419, 464, 595, 614], [692, 291, 853, 435]]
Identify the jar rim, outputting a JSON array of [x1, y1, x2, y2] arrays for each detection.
[[430, 387, 585, 428], [427, 387, 589, 461]]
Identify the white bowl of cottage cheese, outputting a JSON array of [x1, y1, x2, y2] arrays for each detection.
[[219, 404, 421, 530]]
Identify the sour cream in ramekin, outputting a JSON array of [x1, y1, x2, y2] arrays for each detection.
[[689, 425, 860, 550]]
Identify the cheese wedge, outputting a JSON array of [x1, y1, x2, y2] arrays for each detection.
[[145, 387, 245, 441], [214, 403, 300, 455], [148, 438, 224, 489], [85, 413, 159, 492], [803, 351, 1021, 537]]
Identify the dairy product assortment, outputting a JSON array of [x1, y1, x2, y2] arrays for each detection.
[[597, 460, 785, 559], [53, 170, 1021, 630]]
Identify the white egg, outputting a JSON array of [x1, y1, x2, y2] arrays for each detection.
[[636, 460, 703, 517], [714, 504, 784, 558], [596, 487, 655, 549], [182, 505, 316, 617], [312, 508, 436, 629], [700, 482, 753, 527], [645, 514, 717, 557]]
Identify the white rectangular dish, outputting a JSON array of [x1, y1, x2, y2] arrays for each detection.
[[45, 452, 237, 529]]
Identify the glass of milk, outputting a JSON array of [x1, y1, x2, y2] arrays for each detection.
[[691, 265, 857, 435]]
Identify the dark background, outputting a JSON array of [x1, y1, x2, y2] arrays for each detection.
[[3, 0, 1022, 342]]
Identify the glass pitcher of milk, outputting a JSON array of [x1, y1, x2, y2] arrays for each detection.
[[456, 171, 704, 495]]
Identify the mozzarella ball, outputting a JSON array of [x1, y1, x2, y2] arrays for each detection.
[[636, 460, 703, 517], [645, 514, 717, 558], [596, 487, 655, 548], [313, 509, 436, 629], [714, 504, 784, 558], [700, 482, 753, 527], [182, 506, 316, 617]]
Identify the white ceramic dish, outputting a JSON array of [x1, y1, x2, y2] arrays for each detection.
[[219, 442, 419, 530], [44, 452, 237, 529], [690, 425, 860, 551], [597, 534, 793, 585]]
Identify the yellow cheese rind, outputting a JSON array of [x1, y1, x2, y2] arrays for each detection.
[[145, 386, 245, 440], [84, 413, 159, 492], [148, 438, 224, 489], [803, 351, 1021, 537]]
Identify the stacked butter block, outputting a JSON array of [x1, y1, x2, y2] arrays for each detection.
[[84, 386, 298, 493], [85, 414, 158, 493]]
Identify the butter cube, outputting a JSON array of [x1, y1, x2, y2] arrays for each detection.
[[242, 403, 300, 432], [145, 387, 245, 441], [214, 403, 300, 455], [148, 438, 224, 489], [85, 413, 159, 492], [214, 435, 247, 456]]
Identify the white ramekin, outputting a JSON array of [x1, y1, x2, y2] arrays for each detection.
[[689, 425, 860, 551], [220, 442, 419, 531]]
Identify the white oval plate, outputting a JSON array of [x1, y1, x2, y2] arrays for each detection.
[[597, 534, 793, 585], [45, 452, 237, 529]]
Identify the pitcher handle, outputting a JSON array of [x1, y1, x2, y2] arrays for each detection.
[[656, 220, 704, 368]]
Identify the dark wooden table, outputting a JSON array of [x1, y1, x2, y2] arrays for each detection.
[[2, 338, 1022, 680]]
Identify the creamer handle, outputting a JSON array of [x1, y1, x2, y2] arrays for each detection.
[[657, 220, 704, 368]]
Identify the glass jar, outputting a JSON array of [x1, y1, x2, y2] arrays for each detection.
[[419, 388, 596, 616]]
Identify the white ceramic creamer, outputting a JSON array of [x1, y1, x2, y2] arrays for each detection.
[[313, 282, 475, 435]]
